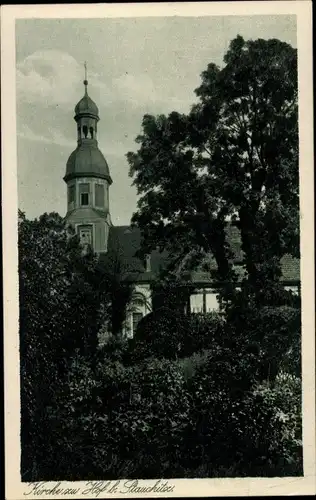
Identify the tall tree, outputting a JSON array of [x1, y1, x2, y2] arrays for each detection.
[[18, 211, 109, 479], [96, 250, 135, 337], [127, 36, 298, 306]]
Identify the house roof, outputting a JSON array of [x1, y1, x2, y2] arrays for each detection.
[[104, 225, 300, 285], [105, 225, 169, 277]]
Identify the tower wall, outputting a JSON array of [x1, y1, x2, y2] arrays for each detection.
[[66, 176, 109, 214]]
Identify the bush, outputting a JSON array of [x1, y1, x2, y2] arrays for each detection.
[[179, 349, 211, 381], [255, 306, 301, 380], [105, 358, 192, 478], [225, 305, 301, 383], [182, 312, 225, 356], [183, 360, 302, 477], [131, 307, 189, 361], [41, 355, 192, 480], [132, 309, 225, 361], [27, 302, 302, 481], [37, 346, 302, 480], [245, 371, 302, 475], [96, 335, 132, 365]]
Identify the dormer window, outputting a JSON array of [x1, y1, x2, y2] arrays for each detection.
[[79, 183, 90, 206]]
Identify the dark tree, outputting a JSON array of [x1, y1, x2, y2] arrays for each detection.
[[18, 211, 110, 479], [127, 36, 298, 306]]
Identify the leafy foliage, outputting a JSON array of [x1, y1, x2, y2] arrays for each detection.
[[96, 248, 135, 336], [37, 353, 301, 480], [225, 303, 301, 382], [127, 36, 299, 306], [132, 310, 225, 361], [19, 211, 111, 479], [38, 356, 191, 480], [131, 307, 189, 361]]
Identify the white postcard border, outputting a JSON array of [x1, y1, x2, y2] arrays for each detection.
[[2, 2, 315, 498]]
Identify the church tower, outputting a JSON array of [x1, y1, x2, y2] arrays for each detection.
[[64, 66, 112, 253]]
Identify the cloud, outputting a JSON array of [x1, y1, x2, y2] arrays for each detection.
[[17, 123, 71, 148], [16, 49, 193, 156], [17, 123, 130, 158], [16, 49, 108, 107], [113, 73, 156, 106], [112, 72, 193, 113], [17, 49, 192, 113]]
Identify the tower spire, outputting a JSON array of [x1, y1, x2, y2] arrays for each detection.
[[84, 61, 88, 95]]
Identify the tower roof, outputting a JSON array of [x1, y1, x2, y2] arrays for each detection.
[[64, 142, 112, 183], [74, 68, 99, 118], [75, 92, 99, 117]]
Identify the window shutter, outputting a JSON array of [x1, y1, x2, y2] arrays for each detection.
[[68, 185, 75, 203], [95, 184, 105, 207]]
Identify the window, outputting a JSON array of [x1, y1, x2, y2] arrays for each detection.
[[132, 312, 143, 334], [205, 292, 220, 312], [190, 293, 204, 313], [190, 290, 220, 313], [145, 254, 151, 272], [79, 183, 90, 206], [79, 228, 92, 245], [81, 193, 89, 206], [95, 183, 105, 207], [68, 185, 75, 205], [83, 125, 88, 138], [78, 225, 93, 249]]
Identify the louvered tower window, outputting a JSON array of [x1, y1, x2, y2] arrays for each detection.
[[79, 183, 90, 206]]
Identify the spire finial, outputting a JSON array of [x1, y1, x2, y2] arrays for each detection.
[[83, 61, 88, 94]]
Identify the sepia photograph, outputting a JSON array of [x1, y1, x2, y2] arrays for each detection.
[[2, 1, 315, 498]]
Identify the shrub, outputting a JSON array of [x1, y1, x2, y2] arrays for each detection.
[[183, 359, 302, 477], [29, 304, 302, 481], [256, 306, 301, 380], [181, 312, 225, 356], [225, 305, 301, 383], [132, 309, 225, 361], [42, 355, 192, 480], [179, 349, 211, 381], [96, 335, 132, 365], [40, 348, 302, 480], [131, 307, 189, 361], [239, 371, 302, 476], [105, 358, 192, 478]]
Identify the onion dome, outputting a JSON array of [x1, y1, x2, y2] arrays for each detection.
[[64, 142, 112, 184], [74, 81, 99, 118], [74, 62, 99, 118]]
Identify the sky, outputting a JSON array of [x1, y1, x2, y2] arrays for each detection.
[[16, 15, 296, 225]]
